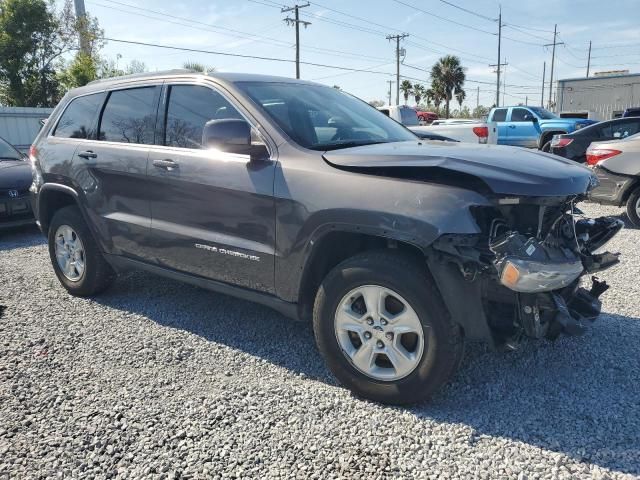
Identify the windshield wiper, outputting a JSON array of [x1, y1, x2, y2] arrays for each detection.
[[311, 140, 388, 151]]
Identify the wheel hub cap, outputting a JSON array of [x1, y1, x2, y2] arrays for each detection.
[[334, 285, 425, 381], [54, 225, 86, 282]]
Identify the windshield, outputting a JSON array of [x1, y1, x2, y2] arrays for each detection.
[[0, 137, 22, 161], [237, 82, 417, 150], [528, 107, 557, 119]]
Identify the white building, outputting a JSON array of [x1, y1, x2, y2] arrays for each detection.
[[556, 71, 640, 121]]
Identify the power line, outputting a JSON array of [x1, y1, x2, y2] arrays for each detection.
[[437, 0, 497, 22], [391, 0, 497, 35], [99, 37, 401, 76]]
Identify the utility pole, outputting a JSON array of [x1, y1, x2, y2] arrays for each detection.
[[496, 6, 502, 106], [73, 0, 90, 55], [541, 61, 546, 107], [544, 24, 564, 109], [282, 3, 311, 79], [476, 86, 480, 109], [586, 40, 592, 77], [502, 59, 507, 106], [386, 33, 409, 105], [489, 59, 508, 107], [387, 80, 394, 105], [525, 96, 528, 106]]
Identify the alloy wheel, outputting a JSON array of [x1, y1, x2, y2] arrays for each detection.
[[54, 225, 86, 282], [334, 285, 425, 381]]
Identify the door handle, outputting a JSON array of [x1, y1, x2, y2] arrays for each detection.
[[508, 125, 516, 129], [77, 150, 97, 159], [153, 159, 179, 171]]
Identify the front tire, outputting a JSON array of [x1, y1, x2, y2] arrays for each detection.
[[626, 186, 640, 228], [48, 206, 115, 296], [313, 251, 464, 405]]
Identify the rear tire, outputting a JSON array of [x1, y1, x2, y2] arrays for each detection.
[[625, 186, 640, 228], [541, 141, 552, 152], [48, 206, 115, 296], [312, 251, 464, 405]]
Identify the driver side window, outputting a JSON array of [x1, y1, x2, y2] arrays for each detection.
[[511, 108, 533, 122], [164, 85, 243, 149]]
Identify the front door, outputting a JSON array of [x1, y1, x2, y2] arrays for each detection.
[[147, 83, 276, 293], [508, 107, 539, 147]]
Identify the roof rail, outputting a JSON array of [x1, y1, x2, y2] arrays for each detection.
[[87, 69, 197, 85]]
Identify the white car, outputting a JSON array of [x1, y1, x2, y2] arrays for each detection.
[[377, 105, 496, 144], [588, 132, 640, 226]]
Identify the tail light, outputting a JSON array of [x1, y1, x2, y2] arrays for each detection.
[[586, 147, 622, 166], [29, 145, 44, 193], [551, 137, 573, 148], [473, 126, 488, 144]]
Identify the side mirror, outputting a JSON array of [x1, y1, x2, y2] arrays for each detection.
[[531, 116, 539, 123], [202, 119, 250, 152], [202, 119, 269, 160]]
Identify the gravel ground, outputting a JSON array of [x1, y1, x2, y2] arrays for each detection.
[[0, 202, 639, 480]]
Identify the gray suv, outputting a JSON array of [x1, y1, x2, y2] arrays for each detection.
[[31, 71, 622, 404]]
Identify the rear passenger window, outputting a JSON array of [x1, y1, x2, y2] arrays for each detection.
[[492, 108, 507, 122], [164, 85, 244, 149], [99, 87, 157, 144], [54, 93, 105, 139]]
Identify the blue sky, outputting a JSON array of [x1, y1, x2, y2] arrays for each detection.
[[71, 0, 640, 108]]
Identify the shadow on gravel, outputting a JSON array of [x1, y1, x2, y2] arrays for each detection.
[[0, 225, 44, 251], [95, 271, 640, 476]]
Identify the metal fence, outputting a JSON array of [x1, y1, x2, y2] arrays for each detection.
[[0, 107, 53, 153]]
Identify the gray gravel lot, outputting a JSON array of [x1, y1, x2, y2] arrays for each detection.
[[0, 202, 639, 479]]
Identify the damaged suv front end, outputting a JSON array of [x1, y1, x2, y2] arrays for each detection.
[[324, 142, 623, 350], [432, 194, 622, 348]]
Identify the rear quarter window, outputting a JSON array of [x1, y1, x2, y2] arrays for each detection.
[[492, 108, 507, 122], [53, 92, 106, 139]]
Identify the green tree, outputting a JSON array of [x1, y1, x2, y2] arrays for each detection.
[[58, 52, 98, 91], [472, 105, 489, 119], [183, 61, 214, 73], [400, 79, 413, 105], [412, 83, 425, 105], [0, 0, 102, 106], [426, 80, 446, 113], [368, 99, 385, 107], [430, 55, 466, 118]]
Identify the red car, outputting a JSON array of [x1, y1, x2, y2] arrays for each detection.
[[415, 109, 438, 123]]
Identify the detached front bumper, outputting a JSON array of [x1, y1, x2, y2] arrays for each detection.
[[429, 213, 623, 349]]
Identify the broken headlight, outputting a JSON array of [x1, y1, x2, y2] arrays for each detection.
[[498, 257, 583, 292]]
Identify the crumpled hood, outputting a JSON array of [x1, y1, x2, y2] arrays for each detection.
[[323, 141, 595, 196], [0, 161, 33, 190]]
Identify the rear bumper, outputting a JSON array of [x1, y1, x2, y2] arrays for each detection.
[[0, 193, 35, 229], [589, 166, 636, 206]]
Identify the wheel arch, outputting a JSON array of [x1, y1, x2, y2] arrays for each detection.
[[37, 183, 81, 233], [294, 227, 429, 322]]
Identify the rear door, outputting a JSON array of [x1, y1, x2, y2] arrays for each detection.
[[508, 107, 538, 147], [147, 82, 276, 292], [76, 84, 161, 260], [491, 108, 509, 144]]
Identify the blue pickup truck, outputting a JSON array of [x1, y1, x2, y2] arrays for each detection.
[[487, 106, 596, 149]]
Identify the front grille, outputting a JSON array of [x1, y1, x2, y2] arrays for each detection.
[[0, 188, 30, 199]]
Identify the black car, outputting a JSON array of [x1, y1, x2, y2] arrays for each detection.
[[0, 137, 35, 229], [549, 117, 640, 163], [30, 71, 622, 404]]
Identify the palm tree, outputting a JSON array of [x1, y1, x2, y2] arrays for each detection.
[[426, 80, 446, 113], [455, 89, 466, 109], [430, 55, 466, 118], [400, 79, 413, 105], [412, 83, 425, 105]]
